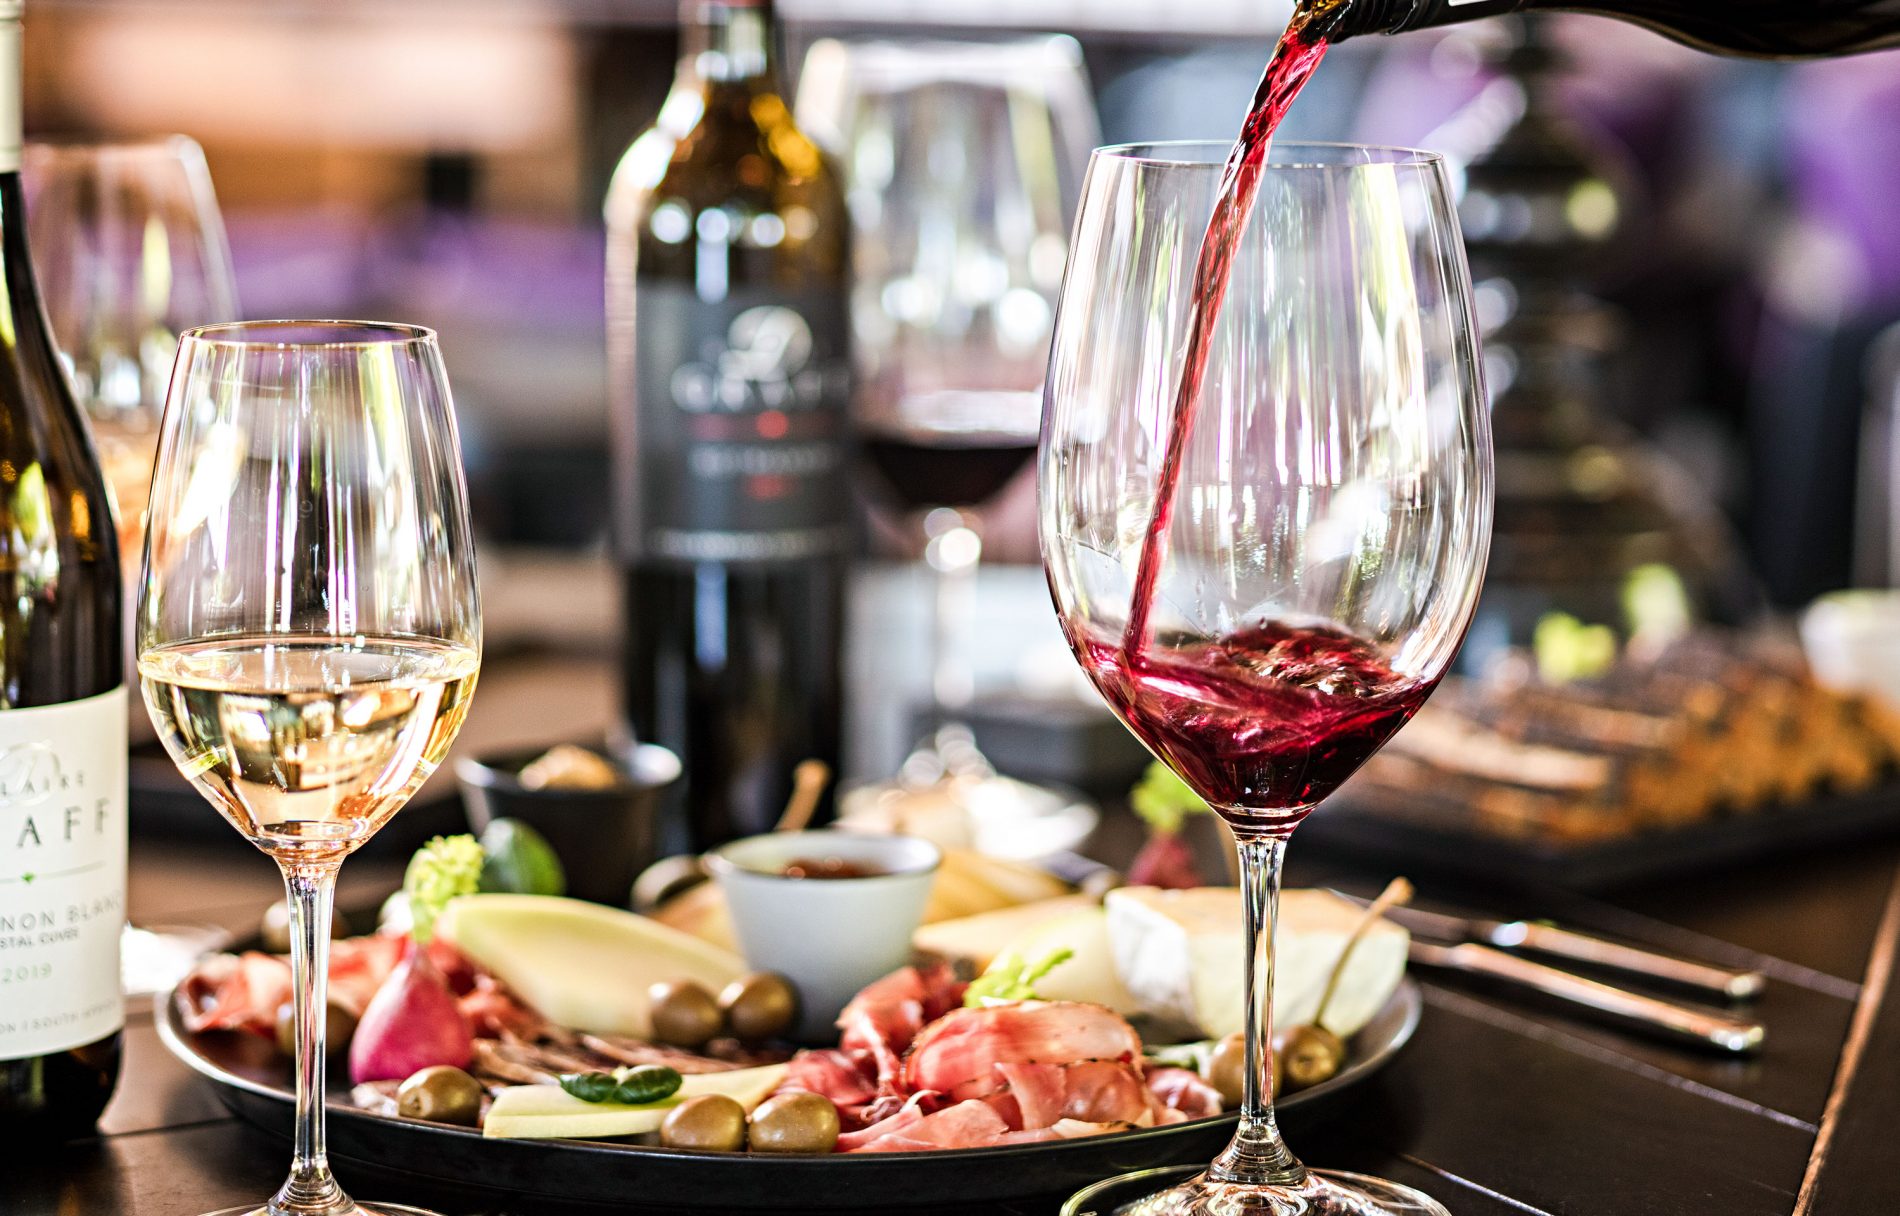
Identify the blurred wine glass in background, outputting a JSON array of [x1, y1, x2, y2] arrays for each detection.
[[797, 37, 1102, 851], [24, 135, 239, 996], [24, 134, 239, 557]]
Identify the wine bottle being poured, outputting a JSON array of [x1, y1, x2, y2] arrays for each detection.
[[1319, 0, 1900, 57]]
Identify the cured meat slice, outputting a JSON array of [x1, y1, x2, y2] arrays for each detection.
[[904, 1000, 1143, 1101], [1146, 1065, 1224, 1120], [845, 1099, 1013, 1153], [177, 935, 406, 1036]]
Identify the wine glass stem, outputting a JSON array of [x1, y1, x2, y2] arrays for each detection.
[[272, 860, 352, 1216], [924, 508, 981, 723], [1209, 830, 1308, 1188]]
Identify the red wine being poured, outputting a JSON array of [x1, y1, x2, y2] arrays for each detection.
[[1086, 622, 1431, 827], [1121, 3, 1334, 657], [1103, 1, 1437, 828]]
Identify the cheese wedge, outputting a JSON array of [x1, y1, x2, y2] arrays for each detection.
[[483, 1064, 789, 1140], [1105, 887, 1406, 1041], [912, 894, 1102, 970]]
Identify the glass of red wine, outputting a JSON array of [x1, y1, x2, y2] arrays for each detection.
[[1041, 140, 1492, 1216], [800, 38, 1099, 825]]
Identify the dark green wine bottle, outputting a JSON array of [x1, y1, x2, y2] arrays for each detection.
[[604, 0, 850, 852], [0, 0, 128, 1141]]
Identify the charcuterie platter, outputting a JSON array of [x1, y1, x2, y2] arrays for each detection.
[[157, 824, 1423, 1213], [159, 967, 1418, 1209]]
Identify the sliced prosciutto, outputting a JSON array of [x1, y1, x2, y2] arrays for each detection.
[[1145, 1066, 1224, 1121], [177, 935, 406, 1035], [175, 935, 530, 1043], [842, 1099, 1012, 1153], [782, 975, 1224, 1152], [988, 1059, 1182, 1129], [780, 962, 966, 1129], [836, 961, 966, 1096], [904, 1000, 1143, 1100]]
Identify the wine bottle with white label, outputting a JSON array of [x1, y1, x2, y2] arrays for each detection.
[[0, 0, 128, 1137], [605, 0, 850, 852]]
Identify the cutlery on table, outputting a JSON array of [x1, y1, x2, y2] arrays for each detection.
[[1327, 891, 1767, 1055], [1333, 893, 1766, 1001], [1404, 935, 1766, 1054]]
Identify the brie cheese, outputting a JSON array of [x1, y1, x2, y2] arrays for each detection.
[[1105, 887, 1407, 1042]]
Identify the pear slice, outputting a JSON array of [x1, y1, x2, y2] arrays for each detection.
[[437, 894, 745, 1039]]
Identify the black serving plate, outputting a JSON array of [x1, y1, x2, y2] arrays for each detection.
[[158, 976, 1421, 1209], [1303, 782, 1900, 892]]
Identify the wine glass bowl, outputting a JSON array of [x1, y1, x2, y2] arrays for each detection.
[[138, 320, 479, 1216], [1040, 142, 1490, 1214], [796, 34, 1098, 493], [24, 135, 238, 551]]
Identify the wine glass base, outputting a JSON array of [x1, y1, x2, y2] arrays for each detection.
[[196, 1204, 443, 1216], [1064, 1166, 1451, 1216]]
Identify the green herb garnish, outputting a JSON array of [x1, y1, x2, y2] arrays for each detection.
[[1144, 1040, 1216, 1072], [403, 834, 486, 945], [1130, 762, 1210, 835], [558, 1064, 684, 1106], [964, 947, 1075, 1007]]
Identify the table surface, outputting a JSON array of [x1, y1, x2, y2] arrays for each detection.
[[15, 657, 1900, 1216]]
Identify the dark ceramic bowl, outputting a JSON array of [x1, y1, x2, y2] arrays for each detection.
[[455, 743, 680, 907]]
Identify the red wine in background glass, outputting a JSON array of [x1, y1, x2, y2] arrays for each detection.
[[1084, 621, 1435, 828], [860, 431, 1039, 511]]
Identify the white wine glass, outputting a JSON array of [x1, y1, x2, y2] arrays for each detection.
[[139, 321, 481, 1216], [1042, 143, 1491, 1215]]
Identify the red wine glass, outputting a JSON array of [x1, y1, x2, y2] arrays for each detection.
[[1040, 141, 1492, 1215], [799, 37, 1099, 824]]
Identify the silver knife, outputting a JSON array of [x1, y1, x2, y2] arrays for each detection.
[[1333, 894, 1766, 1002], [1406, 938, 1766, 1055]]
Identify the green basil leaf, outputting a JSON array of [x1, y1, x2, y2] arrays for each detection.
[[609, 1064, 683, 1106], [557, 1071, 620, 1104]]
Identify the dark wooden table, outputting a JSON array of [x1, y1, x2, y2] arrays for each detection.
[[14, 698, 1900, 1215]]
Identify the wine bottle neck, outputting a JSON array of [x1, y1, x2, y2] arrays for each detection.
[[1333, 0, 1522, 38], [680, 0, 779, 89]]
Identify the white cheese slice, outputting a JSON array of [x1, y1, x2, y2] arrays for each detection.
[[483, 1063, 788, 1140], [1105, 887, 1407, 1042]]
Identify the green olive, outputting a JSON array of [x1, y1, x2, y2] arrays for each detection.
[[747, 1091, 840, 1154], [273, 999, 358, 1059], [1204, 1031, 1250, 1108], [648, 979, 724, 1048], [720, 973, 798, 1044], [397, 1065, 485, 1126], [660, 1094, 748, 1152], [260, 900, 348, 954], [1280, 1024, 1346, 1092]]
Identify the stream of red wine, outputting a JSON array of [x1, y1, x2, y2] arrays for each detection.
[[1119, 6, 1334, 657], [1098, 2, 1437, 825]]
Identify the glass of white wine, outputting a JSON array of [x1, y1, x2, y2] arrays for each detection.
[[138, 321, 481, 1216]]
